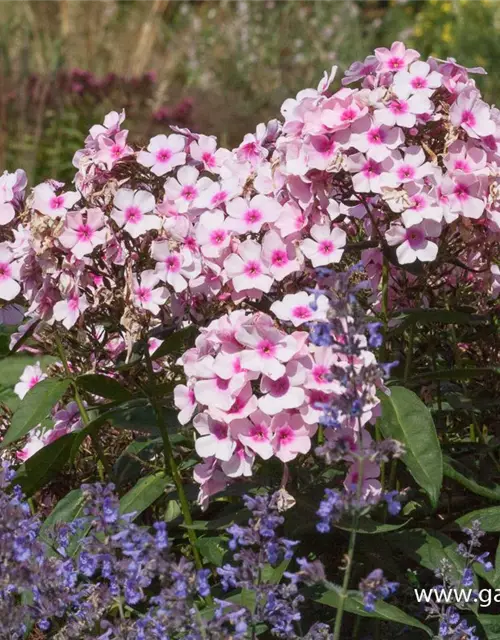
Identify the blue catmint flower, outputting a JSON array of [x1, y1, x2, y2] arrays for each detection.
[[359, 569, 398, 612]]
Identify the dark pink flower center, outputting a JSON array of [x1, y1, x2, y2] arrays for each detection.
[[181, 185, 197, 201], [50, 195, 65, 210], [406, 228, 425, 247], [244, 208, 262, 225], [461, 110, 476, 127], [125, 206, 142, 223], [388, 56, 404, 70], [244, 260, 262, 278], [257, 339, 277, 359], [76, 224, 94, 242], [277, 426, 294, 445], [411, 76, 427, 89], [156, 148, 172, 163], [0, 262, 11, 280]]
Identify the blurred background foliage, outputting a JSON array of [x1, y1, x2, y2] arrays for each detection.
[[1, 0, 499, 184]]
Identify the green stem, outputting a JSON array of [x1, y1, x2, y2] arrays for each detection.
[[332, 456, 365, 640], [54, 333, 110, 479], [380, 257, 390, 363], [403, 322, 415, 385], [144, 348, 204, 572]]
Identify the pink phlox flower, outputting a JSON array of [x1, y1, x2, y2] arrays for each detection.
[[190, 135, 226, 172], [59, 208, 108, 258], [164, 165, 212, 213], [196, 210, 232, 259], [270, 291, 329, 327], [151, 240, 201, 293], [342, 55, 379, 86], [447, 173, 486, 219], [221, 442, 254, 478], [349, 116, 404, 162], [88, 110, 126, 141], [234, 132, 268, 166], [195, 177, 240, 210], [271, 412, 311, 463], [96, 129, 133, 169], [193, 457, 229, 510], [385, 219, 441, 264], [224, 239, 273, 293], [374, 90, 432, 129], [274, 201, 308, 238], [346, 153, 397, 194], [302, 135, 339, 171], [32, 183, 80, 219], [231, 410, 274, 460], [305, 346, 339, 393], [111, 189, 160, 238], [137, 133, 186, 176], [53, 401, 82, 433], [321, 88, 368, 132], [14, 361, 47, 400], [209, 383, 259, 424], [226, 194, 280, 234], [450, 85, 496, 138], [16, 430, 46, 461], [374, 42, 420, 73], [193, 412, 236, 461], [393, 60, 442, 98], [0, 244, 20, 301], [236, 323, 298, 380], [345, 458, 382, 497], [391, 146, 433, 185], [259, 360, 307, 415], [400, 184, 443, 226], [261, 230, 301, 282], [53, 291, 89, 329], [300, 223, 346, 267], [191, 354, 247, 411], [131, 269, 169, 315], [443, 140, 487, 175], [174, 384, 197, 425]]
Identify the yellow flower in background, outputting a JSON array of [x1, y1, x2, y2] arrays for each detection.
[[441, 23, 453, 44]]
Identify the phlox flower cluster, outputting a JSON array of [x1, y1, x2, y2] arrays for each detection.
[[1, 42, 497, 360], [1, 41, 498, 496], [175, 306, 325, 507]]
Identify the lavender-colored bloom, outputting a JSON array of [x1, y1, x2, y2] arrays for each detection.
[[358, 568, 399, 612]]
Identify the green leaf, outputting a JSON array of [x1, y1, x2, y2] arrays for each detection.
[[334, 516, 410, 535], [1, 378, 71, 447], [76, 374, 133, 402], [378, 387, 443, 508], [196, 535, 227, 567], [308, 585, 433, 636], [456, 507, 500, 532], [261, 558, 291, 584], [443, 458, 500, 502], [391, 308, 488, 332], [114, 438, 162, 487], [119, 473, 171, 519], [387, 529, 470, 587], [16, 433, 77, 495], [478, 614, 500, 639], [152, 325, 198, 358], [408, 367, 499, 385], [40, 489, 83, 533]]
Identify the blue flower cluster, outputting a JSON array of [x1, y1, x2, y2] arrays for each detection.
[[425, 521, 493, 640], [218, 492, 331, 639], [0, 466, 334, 639]]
